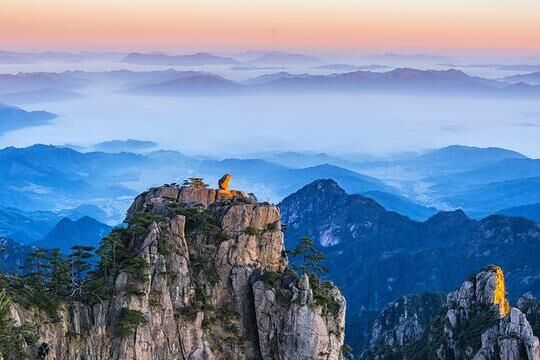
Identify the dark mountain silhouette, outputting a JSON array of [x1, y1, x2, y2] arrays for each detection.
[[0, 103, 57, 133], [498, 202, 540, 223], [126, 74, 243, 95], [38, 216, 112, 252], [280, 179, 540, 352]]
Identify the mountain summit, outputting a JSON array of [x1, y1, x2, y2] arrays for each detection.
[[6, 178, 346, 359]]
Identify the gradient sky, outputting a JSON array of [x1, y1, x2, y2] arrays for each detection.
[[2, 0, 540, 53]]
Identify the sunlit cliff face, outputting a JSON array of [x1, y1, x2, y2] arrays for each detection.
[[493, 265, 511, 317]]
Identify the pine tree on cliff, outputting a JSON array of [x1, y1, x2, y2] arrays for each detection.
[[96, 228, 128, 278], [47, 248, 70, 298], [69, 245, 94, 298], [182, 177, 209, 189], [287, 237, 328, 276], [20, 249, 49, 288]]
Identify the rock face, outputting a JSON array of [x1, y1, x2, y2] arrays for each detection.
[[365, 292, 446, 357], [363, 265, 540, 360], [10, 182, 346, 359], [442, 265, 539, 360]]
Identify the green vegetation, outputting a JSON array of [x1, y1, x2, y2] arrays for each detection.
[[69, 245, 95, 300], [3, 245, 97, 320], [342, 344, 354, 360], [310, 275, 341, 317], [266, 221, 279, 232], [283, 237, 341, 317], [0, 186, 279, 356], [169, 204, 221, 235], [182, 177, 209, 189], [95, 228, 128, 278], [114, 308, 148, 338], [365, 302, 500, 360], [453, 304, 499, 353], [244, 227, 260, 236], [128, 212, 166, 234], [287, 237, 327, 276], [260, 271, 282, 288], [0, 290, 38, 360]]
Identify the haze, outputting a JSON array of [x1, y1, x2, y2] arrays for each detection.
[[2, 0, 540, 52]]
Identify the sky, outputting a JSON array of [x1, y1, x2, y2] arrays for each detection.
[[1, 0, 540, 53]]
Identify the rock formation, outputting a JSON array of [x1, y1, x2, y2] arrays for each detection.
[[279, 179, 540, 356], [6, 178, 346, 360], [363, 265, 540, 360], [218, 174, 232, 192], [365, 292, 446, 356]]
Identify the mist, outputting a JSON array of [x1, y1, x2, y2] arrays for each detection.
[[2, 87, 540, 158]]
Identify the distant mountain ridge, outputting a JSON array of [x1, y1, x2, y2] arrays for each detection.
[[121, 52, 240, 66], [127, 73, 243, 95], [0, 237, 34, 273], [0, 144, 396, 219], [39, 216, 112, 252], [498, 203, 540, 223], [0, 72, 89, 93], [0, 207, 60, 243], [502, 71, 540, 85], [3, 68, 540, 98], [93, 139, 158, 153], [122, 67, 540, 97], [0, 103, 57, 133]]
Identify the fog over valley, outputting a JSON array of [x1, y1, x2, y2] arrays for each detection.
[[1, 53, 540, 158]]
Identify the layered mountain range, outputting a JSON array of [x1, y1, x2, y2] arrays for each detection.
[[2, 68, 540, 102], [279, 179, 540, 354], [1, 143, 539, 230]]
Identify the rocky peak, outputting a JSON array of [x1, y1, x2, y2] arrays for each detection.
[[362, 265, 540, 360], [126, 177, 254, 219], [424, 209, 470, 226], [448, 264, 510, 317], [7, 175, 346, 360]]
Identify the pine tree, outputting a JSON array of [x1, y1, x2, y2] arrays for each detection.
[[47, 249, 70, 299], [287, 237, 328, 276], [182, 177, 209, 189], [20, 249, 49, 288], [69, 245, 94, 298], [96, 228, 127, 278]]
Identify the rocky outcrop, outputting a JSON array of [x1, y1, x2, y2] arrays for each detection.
[[218, 174, 232, 192], [517, 294, 540, 337], [364, 292, 446, 358], [253, 273, 346, 360], [363, 265, 540, 360], [9, 180, 345, 360], [441, 265, 539, 360]]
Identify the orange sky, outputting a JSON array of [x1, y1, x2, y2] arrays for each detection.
[[1, 0, 540, 53]]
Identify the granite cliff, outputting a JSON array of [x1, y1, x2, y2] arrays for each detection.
[[364, 265, 540, 360], [2, 179, 345, 359]]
